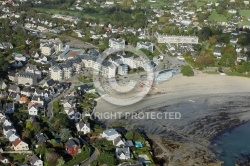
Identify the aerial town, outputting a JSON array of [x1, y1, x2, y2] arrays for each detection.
[[0, 0, 250, 166]]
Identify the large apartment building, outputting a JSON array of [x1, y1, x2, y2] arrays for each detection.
[[40, 38, 64, 56], [16, 72, 38, 85], [109, 38, 125, 49], [155, 32, 198, 44], [136, 41, 154, 53]]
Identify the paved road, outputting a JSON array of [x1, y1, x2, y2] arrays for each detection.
[[1, 151, 33, 154], [154, 43, 186, 70], [46, 82, 93, 118], [80, 148, 100, 166]]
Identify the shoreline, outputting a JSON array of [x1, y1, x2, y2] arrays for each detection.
[[95, 74, 250, 165]]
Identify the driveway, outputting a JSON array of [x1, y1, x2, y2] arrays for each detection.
[[80, 148, 100, 166]]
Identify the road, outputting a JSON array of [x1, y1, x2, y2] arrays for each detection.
[[46, 81, 93, 118], [153, 42, 186, 70], [80, 148, 100, 166], [1, 151, 33, 154]]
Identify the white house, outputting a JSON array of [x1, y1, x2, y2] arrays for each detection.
[[29, 155, 43, 166], [12, 138, 29, 151], [102, 129, 121, 141], [28, 105, 39, 116], [6, 130, 19, 142], [76, 120, 91, 134], [113, 136, 125, 147], [115, 147, 131, 160]]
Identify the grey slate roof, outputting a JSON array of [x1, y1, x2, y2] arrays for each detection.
[[103, 129, 119, 137], [77, 120, 90, 129], [35, 133, 48, 144], [29, 154, 40, 165], [65, 138, 80, 148], [116, 147, 130, 158]]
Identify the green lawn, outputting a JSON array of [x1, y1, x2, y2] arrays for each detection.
[[225, 71, 250, 78], [144, 0, 168, 8], [9, 154, 28, 163], [200, 0, 218, 2], [204, 71, 219, 74], [195, 2, 205, 7], [34, 8, 104, 20], [209, 10, 227, 22], [239, 10, 250, 17]]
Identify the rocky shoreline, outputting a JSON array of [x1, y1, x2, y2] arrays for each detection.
[[101, 93, 250, 166]]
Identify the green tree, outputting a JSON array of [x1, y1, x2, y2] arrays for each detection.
[[53, 101, 61, 114], [56, 157, 65, 166], [50, 114, 70, 132], [95, 152, 117, 166], [181, 65, 194, 76], [219, 54, 236, 67]]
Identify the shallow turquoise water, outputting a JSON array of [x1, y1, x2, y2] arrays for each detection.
[[212, 121, 250, 166]]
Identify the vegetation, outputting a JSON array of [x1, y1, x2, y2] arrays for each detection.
[[64, 146, 91, 166], [181, 65, 194, 77], [92, 151, 117, 166]]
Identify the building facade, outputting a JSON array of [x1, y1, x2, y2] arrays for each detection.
[[136, 41, 154, 53], [155, 32, 198, 44], [17, 72, 38, 85]]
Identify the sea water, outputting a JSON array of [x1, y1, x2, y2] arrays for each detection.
[[212, 121, 250, 166]]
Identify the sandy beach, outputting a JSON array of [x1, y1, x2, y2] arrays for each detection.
[[96, 73, 250, 114], [95, 73, 250, 166]]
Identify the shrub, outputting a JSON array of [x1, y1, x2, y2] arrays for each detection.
[[181, 65, 194, 76]]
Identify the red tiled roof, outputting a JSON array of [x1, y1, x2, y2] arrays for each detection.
[[68, 51, 77, 57], [28, 102, 37, 109], [19, 96, 28, 102], [12, 138, 22, 147]]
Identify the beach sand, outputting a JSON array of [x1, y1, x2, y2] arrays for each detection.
[[95, 73, 250, 166]]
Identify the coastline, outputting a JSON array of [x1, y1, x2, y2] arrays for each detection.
[[95, 74, 250, 165]]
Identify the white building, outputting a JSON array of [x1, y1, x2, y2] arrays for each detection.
[[40, 38, 63, 56], [17, 72, 38, 85], [109, 38, 125, 49], [102, 61, 116, 78], [155, 32, 198, 44], [49, 66, 63, 81], [76, 120, 91, 134], [29, 155, 43, 166], [136, 41, 154, 53], [102, 129, 121, 141], [118, 64, 128, 75], [115, 147, 131, 160], [28, 105, 39, 116]]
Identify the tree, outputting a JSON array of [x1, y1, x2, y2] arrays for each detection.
[[208, 36, 217, 46], [219, 54, 236, 67], [95, 152, 117, 166], [59, 128, 71, 142], [181, 65, 194, 76], [222, 45, 237, 56], [53, 101, 61, 114], [35, 143, 47, 155], [56, 157, 65, 166], [22, 129, 31, 141], [195, 54, 215, 67], [50, 114, 70, 132], [45, 150, 60, 165], [199, 27, 213, 41]]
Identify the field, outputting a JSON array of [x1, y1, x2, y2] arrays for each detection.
[[208, 10, 228, 22], [239, 10, 250, 17], [145, 0, 168, 8], [200, 0, 218, 2], [34, 8, 104, 20], [195, 2, 205, 7]]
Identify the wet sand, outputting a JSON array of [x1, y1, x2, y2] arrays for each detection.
[[95, 74, 250, 166]]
